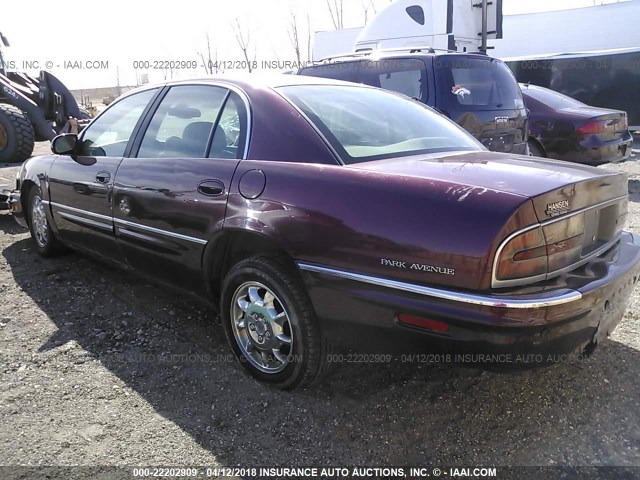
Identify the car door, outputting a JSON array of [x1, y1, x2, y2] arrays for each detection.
[[48, 88, 159, 262], [112, 85, 249, 292]]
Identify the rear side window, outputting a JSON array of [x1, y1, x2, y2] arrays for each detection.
[[137, 86, 228, 158], [362, 59, 427, 101], [436, 57, 524, 111], [302, 59, 428, 101], [209, 92, 248, 159]]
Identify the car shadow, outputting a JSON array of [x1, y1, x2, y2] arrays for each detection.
[[2, 222, 640, 466], [0, 212, 26, 235]]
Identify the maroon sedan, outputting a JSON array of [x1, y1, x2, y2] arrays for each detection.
[[522, 83, 633, 165], [9, 75, 640, 389]]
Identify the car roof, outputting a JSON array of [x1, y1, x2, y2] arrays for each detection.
[[170, 73, 372, 89], [120, 73, 374, 98], [111, 73, 378, 106]]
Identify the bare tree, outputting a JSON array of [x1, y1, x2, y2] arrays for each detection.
[[326, 0, 344, 30], [307, 14, 312, 62], [232, 18, 255, 73], [288, 11, 302, 64], [198, 33, 219, 75], [288, 11, 314, 65]]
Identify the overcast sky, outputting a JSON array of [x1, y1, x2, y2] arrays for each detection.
[[0, 0, 628, 89]]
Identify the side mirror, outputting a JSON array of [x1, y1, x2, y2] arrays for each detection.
[[51, 134, 78, 155]]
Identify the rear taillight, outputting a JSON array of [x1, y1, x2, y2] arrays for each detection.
[[496, 227, 546, 281], [576, 120, 607, 135], [496, 214, 587, 282]]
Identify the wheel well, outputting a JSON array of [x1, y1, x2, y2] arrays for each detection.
[[528, 137, 546, 157], [204, 230, 298, 303], [20, 180, 37, 225]]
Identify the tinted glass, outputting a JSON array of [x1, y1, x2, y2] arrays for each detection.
[[436, 57, 524, 111], [363, 59, 427, 101], [138, 85, 228, 158], [280, 85, 482, 164], [79, 89, 157, 157], [522, 86, 586, 110], [302, 59, 428, 101], [209, 92, 247, 159]]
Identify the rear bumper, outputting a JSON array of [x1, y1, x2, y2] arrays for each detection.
[[547, 132, 633, 165], [298, 231, 640, 363], [482, 140, 528, 155]]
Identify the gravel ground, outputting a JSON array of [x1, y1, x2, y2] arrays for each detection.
[[0, 144, 639, 471]]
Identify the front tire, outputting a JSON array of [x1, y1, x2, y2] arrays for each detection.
[[0, 104, 35, 163], [221, 256, 327, 390], [27, 187, 63, 257]]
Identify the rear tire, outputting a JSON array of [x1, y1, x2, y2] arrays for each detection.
[[26, 186, 64, 257], [528, 140, 545, 158], [221, 256, 328, 390], [0, 104, 35, 163]]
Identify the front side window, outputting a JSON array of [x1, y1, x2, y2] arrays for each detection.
[[137, 86, 228, 158], [280, 85, 482, 164], [79, 89, 158, 157]]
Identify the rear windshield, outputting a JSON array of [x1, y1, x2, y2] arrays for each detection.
[[436, 57, 525, 111], [522, 86, 586, 110], [278, 85, 482, 164]]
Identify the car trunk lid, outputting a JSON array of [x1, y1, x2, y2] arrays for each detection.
[[352, 151, 626, 206], [352, 151, 629, 286]]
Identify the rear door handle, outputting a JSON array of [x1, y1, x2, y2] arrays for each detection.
[[198, 179, 225, 196], [95, 171, 111, 184]]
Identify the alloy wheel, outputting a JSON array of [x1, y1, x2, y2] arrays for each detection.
[[31, 195, 48, 247], [231, 281, 293, 374]]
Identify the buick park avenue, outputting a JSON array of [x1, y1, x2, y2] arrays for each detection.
[[10, 75, 640, 389]]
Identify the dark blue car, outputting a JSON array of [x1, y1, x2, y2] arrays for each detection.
[[521, 83, 633, 165]]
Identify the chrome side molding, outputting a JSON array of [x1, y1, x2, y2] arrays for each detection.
[[297, 262, 583, 309]]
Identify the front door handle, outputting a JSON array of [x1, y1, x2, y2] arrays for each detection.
[[198, 180, 225, 196], [95, 171, 111, 184]]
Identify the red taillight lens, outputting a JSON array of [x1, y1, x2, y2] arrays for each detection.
[[398, 314, 449, 333], [496, 227, 547, 281], [496, 213, 587, 283], [576, 120, 607, 135]]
